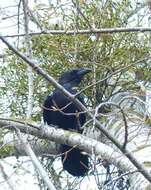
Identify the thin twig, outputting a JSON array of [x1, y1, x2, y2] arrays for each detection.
[[0, 163, 16, 190]]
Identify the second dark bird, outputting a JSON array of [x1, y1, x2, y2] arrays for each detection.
[[43, 68, 91, 177]]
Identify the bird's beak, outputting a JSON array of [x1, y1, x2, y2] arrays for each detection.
[[78, 68, 91, 76]]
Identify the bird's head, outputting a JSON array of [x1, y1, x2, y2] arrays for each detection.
[[59, 68, 91, 87]]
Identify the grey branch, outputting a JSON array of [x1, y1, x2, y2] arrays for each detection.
[[1, 27, 151, 38], [0, 118, 134, 172]]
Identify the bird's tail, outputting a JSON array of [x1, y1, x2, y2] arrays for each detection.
[[60, 144, 89, 177]]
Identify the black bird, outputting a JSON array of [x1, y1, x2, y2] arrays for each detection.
[[43, 68, 91, 177]]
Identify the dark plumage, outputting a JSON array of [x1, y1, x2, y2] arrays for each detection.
[[43, 68, 91, 177], [61, 145, 89, 177]]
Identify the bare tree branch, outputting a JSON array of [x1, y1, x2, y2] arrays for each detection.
[[1, 27, 151, 38], [0, 118, 134, 172]]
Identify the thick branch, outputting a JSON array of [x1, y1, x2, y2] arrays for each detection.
[[0, 119, 133, 172]]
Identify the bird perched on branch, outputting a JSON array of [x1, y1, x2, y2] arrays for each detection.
[[43, 68, 91, 177]]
